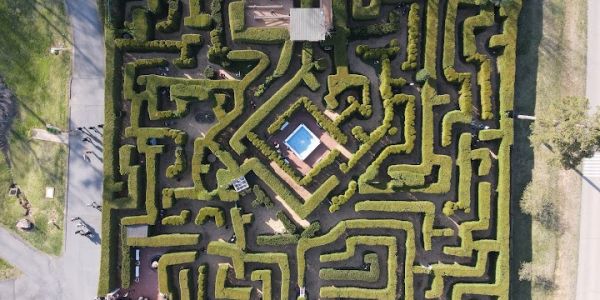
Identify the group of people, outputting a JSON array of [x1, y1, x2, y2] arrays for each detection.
[[78, 125, 103, 162]]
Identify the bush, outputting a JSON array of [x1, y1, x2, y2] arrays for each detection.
[[256, 234, 299, 246], [351, 0, 381, 20], [158, 252, 197, 297], [329, 181, 357, 212], [127, 233, 200, 247], [203, 66, 216, 79], [184, 0, 212, 29], [195, 207, 226, 227], [350, 10, 401, 39], [401, 3, 420, 71], [166, 146, 187, 178], [161, 209, 191, 225], [276, 210, 297, 233], [300, 222, 320, 238], [251, 185, 273, 208], [156, 0, 182, 33]]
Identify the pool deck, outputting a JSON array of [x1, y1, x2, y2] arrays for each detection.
[[269, 111, 344, 174]]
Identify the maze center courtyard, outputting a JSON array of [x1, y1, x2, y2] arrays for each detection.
[[101, 0, 522, 299]]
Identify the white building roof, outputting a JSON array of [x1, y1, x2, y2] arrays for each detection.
[[289, 8, 329, 41]]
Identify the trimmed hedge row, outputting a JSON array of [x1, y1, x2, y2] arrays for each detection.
[[340, 95, 411, 173], [300, 221, 320, 238], [156, 0, 182, 33], [197, 265, 207, 300], [251, 270, 272, 300], [328, 180, 357, 212], [299, 150, 340, 186], [195, 206, 226, 227], [161, 209, 191, 225], [256, 234, 299, 246], [165, 146, 187, 178], [351, 0, 381, 20], [254, 40, 294, 97], [350, 10, 401, 40], [127, 234, 200, 247], [401, 3, 420, 71], [319, 253, 379, 282], [246, 131, 302, 182], [207, 0, 231, 65], [184, 0, 212, 29], [277, 210, 297, 233], [215, 263, 252, 299], [158, 251, 197, 298], [179, 269, 191, 300]]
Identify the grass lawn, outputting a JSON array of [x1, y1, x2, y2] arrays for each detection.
[[512, 0, 587, 299], [0, 258, 20, 281], [0, 0, 71, 255]]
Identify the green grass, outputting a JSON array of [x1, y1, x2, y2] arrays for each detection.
[[0, 0, 71, 255], [0, 258, 20, 280]]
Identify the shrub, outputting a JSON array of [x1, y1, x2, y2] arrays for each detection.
[[166, 146, 187, 178], [195, 207, 226, 227], [156, 0, 182, 33], [350, 10, 401, 39], [158, 252, 197, 297], [161, 209, 191, 225], [401, 3, 420, 71], [256, 234, 299, 246], [351, 0, 381, 20], [276, 211, 297, 233], [329, 181, 357, 212], [184, 0, 212, 29], [300, 222, 320, 238], [251, 185, 273, 208], [127, 234, 200, 247]]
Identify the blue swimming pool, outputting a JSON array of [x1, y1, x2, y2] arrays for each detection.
[[284, 124, 320, 160]]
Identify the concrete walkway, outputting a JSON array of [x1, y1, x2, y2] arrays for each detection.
[[59, 0, 106, 299], [575, 0, 600, 298], [0, 0, 106, 299]]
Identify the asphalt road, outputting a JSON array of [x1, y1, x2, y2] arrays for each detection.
[[0, 0, 105, 299], [575, 0, 600, 298]]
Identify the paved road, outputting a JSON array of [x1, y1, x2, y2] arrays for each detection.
[[59, 0, 105, 299], [0, 228, 61, 300], [575, 0, 600, 298], [0, 0, 105, 299]]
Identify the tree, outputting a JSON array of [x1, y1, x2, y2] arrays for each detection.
[[530, 96, 600, 169]]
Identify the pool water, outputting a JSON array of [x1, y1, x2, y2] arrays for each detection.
[[284, 124, 320, 160]]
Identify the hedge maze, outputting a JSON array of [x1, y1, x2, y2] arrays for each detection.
[[101, 0, 522, 299]]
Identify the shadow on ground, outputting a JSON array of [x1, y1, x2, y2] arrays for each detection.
[[510, 0, 543, 299]]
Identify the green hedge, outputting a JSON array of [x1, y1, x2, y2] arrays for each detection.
[[197, 265, 207, 300], [277, 210, 297, 233], [350, 10, 401, 39], [158, 251, 197, 298], [300, 221, 320, 238], [228, 1, 289, 44], [195, 206, 226, 227], [351, 0, 381, 20], [184, 0, 212, 29], [246, 131, 302, 182], [215, 264, 252, 299], [401, 3, 420, 71], [251, 270, 272, 300], [166, 146, 187, 178], [256, 234, 299, 246], [319, 253, 379, 282], [299, 150, 340, 186], [127, 234, 200, 247], [161, 209, 191, 225], [251, 184, 273, 208], [179, 269, 191, 300], [329, 180, 357, 212], [156, 0, 182, 33]]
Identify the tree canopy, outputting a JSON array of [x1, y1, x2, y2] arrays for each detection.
[[530, 96, 600, 169]]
